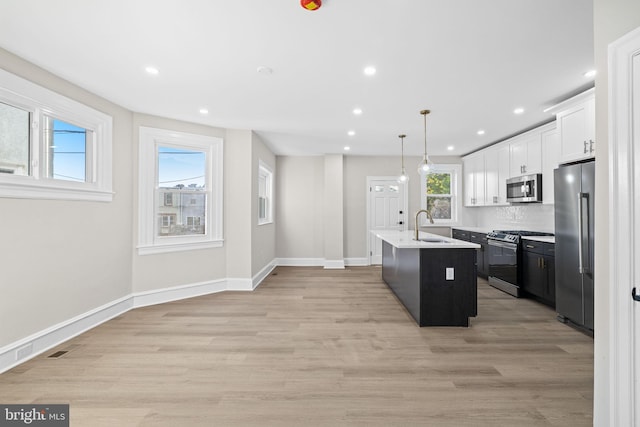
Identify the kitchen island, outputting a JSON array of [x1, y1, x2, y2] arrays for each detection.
[[375, 230, 480, 327]]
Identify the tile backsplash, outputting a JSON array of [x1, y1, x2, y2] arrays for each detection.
[[475, 204, 555, 233]]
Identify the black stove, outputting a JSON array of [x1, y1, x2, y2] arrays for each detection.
[[486, 230, 554, 297], [487, 230, 554, 245]]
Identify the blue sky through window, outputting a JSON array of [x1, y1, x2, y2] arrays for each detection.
[[157, 146, 205, 188], [50, 119, 87, 182]]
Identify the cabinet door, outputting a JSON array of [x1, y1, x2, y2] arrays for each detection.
[[484, 147, 499, 205], [544, 255, 556, 305], [541, 128, 560, 204], [522, 251, 545, 298], [524, 134, 542, 175], [558, 100, 594, 163], [497, 144, 511, 204], [510, 138, 527, 177], [463, 154, 485, 206]]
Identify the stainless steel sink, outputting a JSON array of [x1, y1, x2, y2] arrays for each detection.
[[415, 238, 447, 243]]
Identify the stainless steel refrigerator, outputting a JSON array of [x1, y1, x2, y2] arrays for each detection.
[[554, 160, 595, 331]]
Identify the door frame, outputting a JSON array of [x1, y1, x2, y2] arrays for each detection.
[[366, 176, 409, 266], [608, 25, 640, 426]]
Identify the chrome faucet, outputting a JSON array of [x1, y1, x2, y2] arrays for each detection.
[[414, 209, 434, 240]]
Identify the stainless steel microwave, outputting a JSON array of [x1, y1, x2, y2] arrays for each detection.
[[506, 174, 542, 203]]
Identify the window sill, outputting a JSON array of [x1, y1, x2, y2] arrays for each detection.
[[137, 239, 224, 255], [0, 180, 114, 202]]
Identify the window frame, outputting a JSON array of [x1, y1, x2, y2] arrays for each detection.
[[257, 159, 273, 225], [0, 69, 113, 201], [138, 126, 223, 255], [419, 164, 461, 226]]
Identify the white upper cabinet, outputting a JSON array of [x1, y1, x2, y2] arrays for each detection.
[[547, 88, 595, 164], [463, 152, 485, 207], [540, 124, 560, 204], [509, 132, 542, 177], [484, 142, 510, 205]]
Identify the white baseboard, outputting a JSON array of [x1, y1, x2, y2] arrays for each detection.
[[323, 259, 346, 269], [345, 257, 369, 266], [0, 258, 352, 374], [0, 296, 132, 374], [253, 260, 277, 288], [133, 279, 228, 308], [275, 257, 324, 266]]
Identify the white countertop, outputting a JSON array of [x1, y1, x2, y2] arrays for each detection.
[[374, 230, 481, 249], [522, 236, 555, 244]]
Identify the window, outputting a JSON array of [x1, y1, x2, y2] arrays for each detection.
[[138, 127, 223, 255], [258, 160, 273, 225], [420, 164, 461, 225], [0, 69, 112, 201]]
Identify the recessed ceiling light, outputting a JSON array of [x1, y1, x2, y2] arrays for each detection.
[[347, 130, 356, 136], [344, 146, 351, 151], [353, 108, 363, 115], [257, 66, 273, 75], [447, 146, 454, 151], [514, 107, 525, 115], [199, 108, 209, 115], [145, 66, 159, 75], [584, 69, 597, 78], [363, 66, 376, 76], [477, 129, 485, 135]]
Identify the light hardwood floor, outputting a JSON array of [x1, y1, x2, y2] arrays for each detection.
[[0, 267, 593, 426]]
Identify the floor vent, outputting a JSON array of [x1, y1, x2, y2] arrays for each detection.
[[48, 350, 68, 359]]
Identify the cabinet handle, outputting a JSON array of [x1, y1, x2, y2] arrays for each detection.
[[589, 139, 595, 153], [584, 141, 588, 154], [523, 165, 527, 174], [541, 258, 546, 269], [493, 196, 498, 204], [537, 257, 541, 268]]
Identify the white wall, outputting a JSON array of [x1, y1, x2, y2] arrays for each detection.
[[251, 132, 276, 277], [275, 156, 325, 260], [593, 1, 640, 424], [0, 48, 133, 348]]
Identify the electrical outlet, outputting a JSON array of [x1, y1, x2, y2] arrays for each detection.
[[446, 268, 454, 280]]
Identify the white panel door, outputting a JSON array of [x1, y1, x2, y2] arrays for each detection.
[[369, 179, 406, 265], [609, 25, 640, 427]]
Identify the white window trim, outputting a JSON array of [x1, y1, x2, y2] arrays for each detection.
[[257, 159, 273, 225], [0, 69, 113, 202], [138, 126, 223, 255], [420, 164, 461, 226]]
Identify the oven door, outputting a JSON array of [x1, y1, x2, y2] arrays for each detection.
[[487, 239, 520, 296]]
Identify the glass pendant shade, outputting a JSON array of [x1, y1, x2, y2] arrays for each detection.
[[417, 109, 431, 175], [397, 134, 409, 183]]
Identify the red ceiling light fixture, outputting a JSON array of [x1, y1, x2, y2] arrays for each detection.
[[300, 0, 321, 11]]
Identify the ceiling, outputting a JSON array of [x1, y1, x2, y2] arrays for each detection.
[[0, 0, 594, 157]]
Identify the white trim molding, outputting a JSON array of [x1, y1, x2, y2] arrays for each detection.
[[607, 24, 640, 427], [275, 258, 325, 267], [323, 259, 346, 270], [0, 296, 132, 375]]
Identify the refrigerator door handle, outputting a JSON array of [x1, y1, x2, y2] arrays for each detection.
[[577, 192, 584, 274]]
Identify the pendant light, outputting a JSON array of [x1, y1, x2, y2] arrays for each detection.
[[417, 109, 431, 174], [397, 134, 409, 183]]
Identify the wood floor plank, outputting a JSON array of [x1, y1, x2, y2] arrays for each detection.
[[0, 266, 593, 426]]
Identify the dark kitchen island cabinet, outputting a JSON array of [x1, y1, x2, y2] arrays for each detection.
[[381, 240, 478, 327]]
